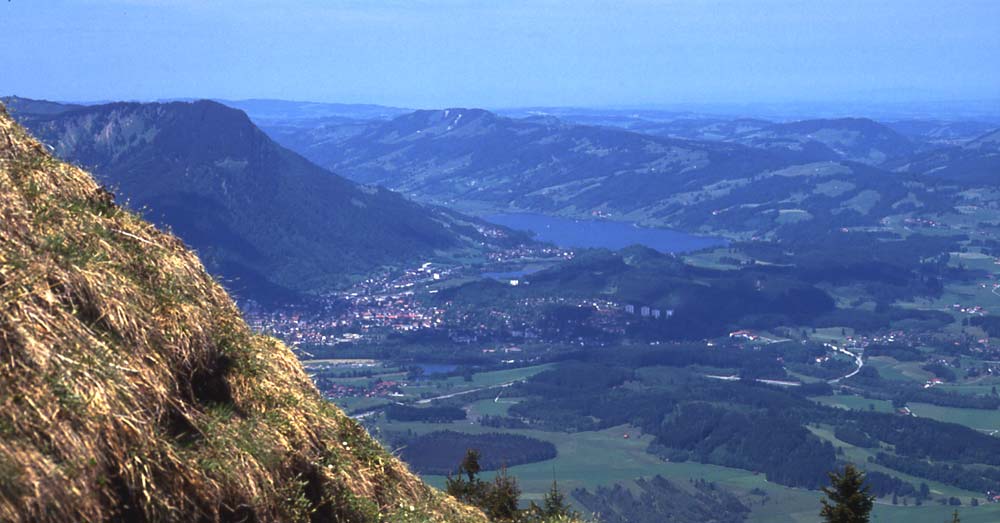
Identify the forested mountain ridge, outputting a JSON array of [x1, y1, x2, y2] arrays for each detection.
[[5, 98, 508, 304], [0, 105, 487, 522]]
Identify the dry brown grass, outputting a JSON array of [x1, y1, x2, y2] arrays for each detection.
[[0, 105, 487, 523]]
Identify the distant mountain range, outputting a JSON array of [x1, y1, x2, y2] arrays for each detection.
[[3, 97, 510, 304], [265, 107, 996, 238], [6, 95, 996, 279]]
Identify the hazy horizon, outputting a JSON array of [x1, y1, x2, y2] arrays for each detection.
[[2, 1, 998, 111]]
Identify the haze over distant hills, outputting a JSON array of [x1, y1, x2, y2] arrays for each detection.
[[3, 97, 510, 304], [217, 98, 412, 123], [264, 106, 996, 239]]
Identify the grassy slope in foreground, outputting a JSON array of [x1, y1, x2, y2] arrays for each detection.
[[0, 105, 484, 522]]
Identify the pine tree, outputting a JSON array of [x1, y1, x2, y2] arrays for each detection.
[[483, 465, 520, 522], [445, 449, 486, 505], [446, 452, 527, 522], [820, 464, 875, 523], [460, 449, 482, 481], [523, 479, 578, 522], [543, 480, 568, 517]]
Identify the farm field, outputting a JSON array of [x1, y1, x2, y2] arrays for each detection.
[[374, 413, 1000, 522], [402, 364, 555, 401], [866, 357, 934, 382], [808, 426, 983, 501], [907, 403, 1000, 434], [814, 393, 1000, 433]]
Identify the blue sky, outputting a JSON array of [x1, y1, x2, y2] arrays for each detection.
[[1, 0, 997, 108]]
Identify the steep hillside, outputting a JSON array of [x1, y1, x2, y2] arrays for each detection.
[[8, 99, 501, 304], [733, 118, 916, 164], [270, 108, 947, 238], [0, 106, 485, 522]]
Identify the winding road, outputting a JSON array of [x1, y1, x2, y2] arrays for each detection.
[[828, 344, 864, 383], [415, 380, 520, 404], [705, 342, 863, 387], [704, 374, 801, 387], [350, 380, 522, 420]]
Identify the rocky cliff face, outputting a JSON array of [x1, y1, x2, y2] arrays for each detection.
[[0, 105, 485, 523]]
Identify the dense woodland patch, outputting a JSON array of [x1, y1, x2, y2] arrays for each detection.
[[395, 431, 557, 475]]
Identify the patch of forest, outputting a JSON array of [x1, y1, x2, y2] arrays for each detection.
[[394, 431, 557, 475], [572, 476, 749, 523], [386, 404, 467, 423], [498, 358, 1000, 493]]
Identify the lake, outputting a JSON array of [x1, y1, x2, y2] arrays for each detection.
[[412, 363, 458, 376], [484, 213, 724, 253]]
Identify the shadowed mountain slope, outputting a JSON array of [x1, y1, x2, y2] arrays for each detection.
[[6, 99, 500, 304]]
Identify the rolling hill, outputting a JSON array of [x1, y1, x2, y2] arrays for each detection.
[[732, 118, 917, 164], [271, 107, 806, 203], [893, 127, 1000, 185], [5, 98, 509, 304], [268, 107, 950, 238], [885, 119, 999, 147]]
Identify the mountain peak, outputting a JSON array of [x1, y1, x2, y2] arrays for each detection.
[[390, 107, 502, 136]]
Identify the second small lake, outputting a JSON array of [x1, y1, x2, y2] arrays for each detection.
[[484, 213, 724, 253]]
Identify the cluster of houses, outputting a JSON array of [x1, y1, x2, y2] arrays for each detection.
[[624, 304, 674, 319], [243, 261, 467, 345], [729, 330, 762, 342], [318, 379, 403, 401], [902, 217, 943, 228], [953, 303, 988, 316], [481, 346, 523, 355], [922, 377, 945, 389], [486, 245, 573, 263]]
